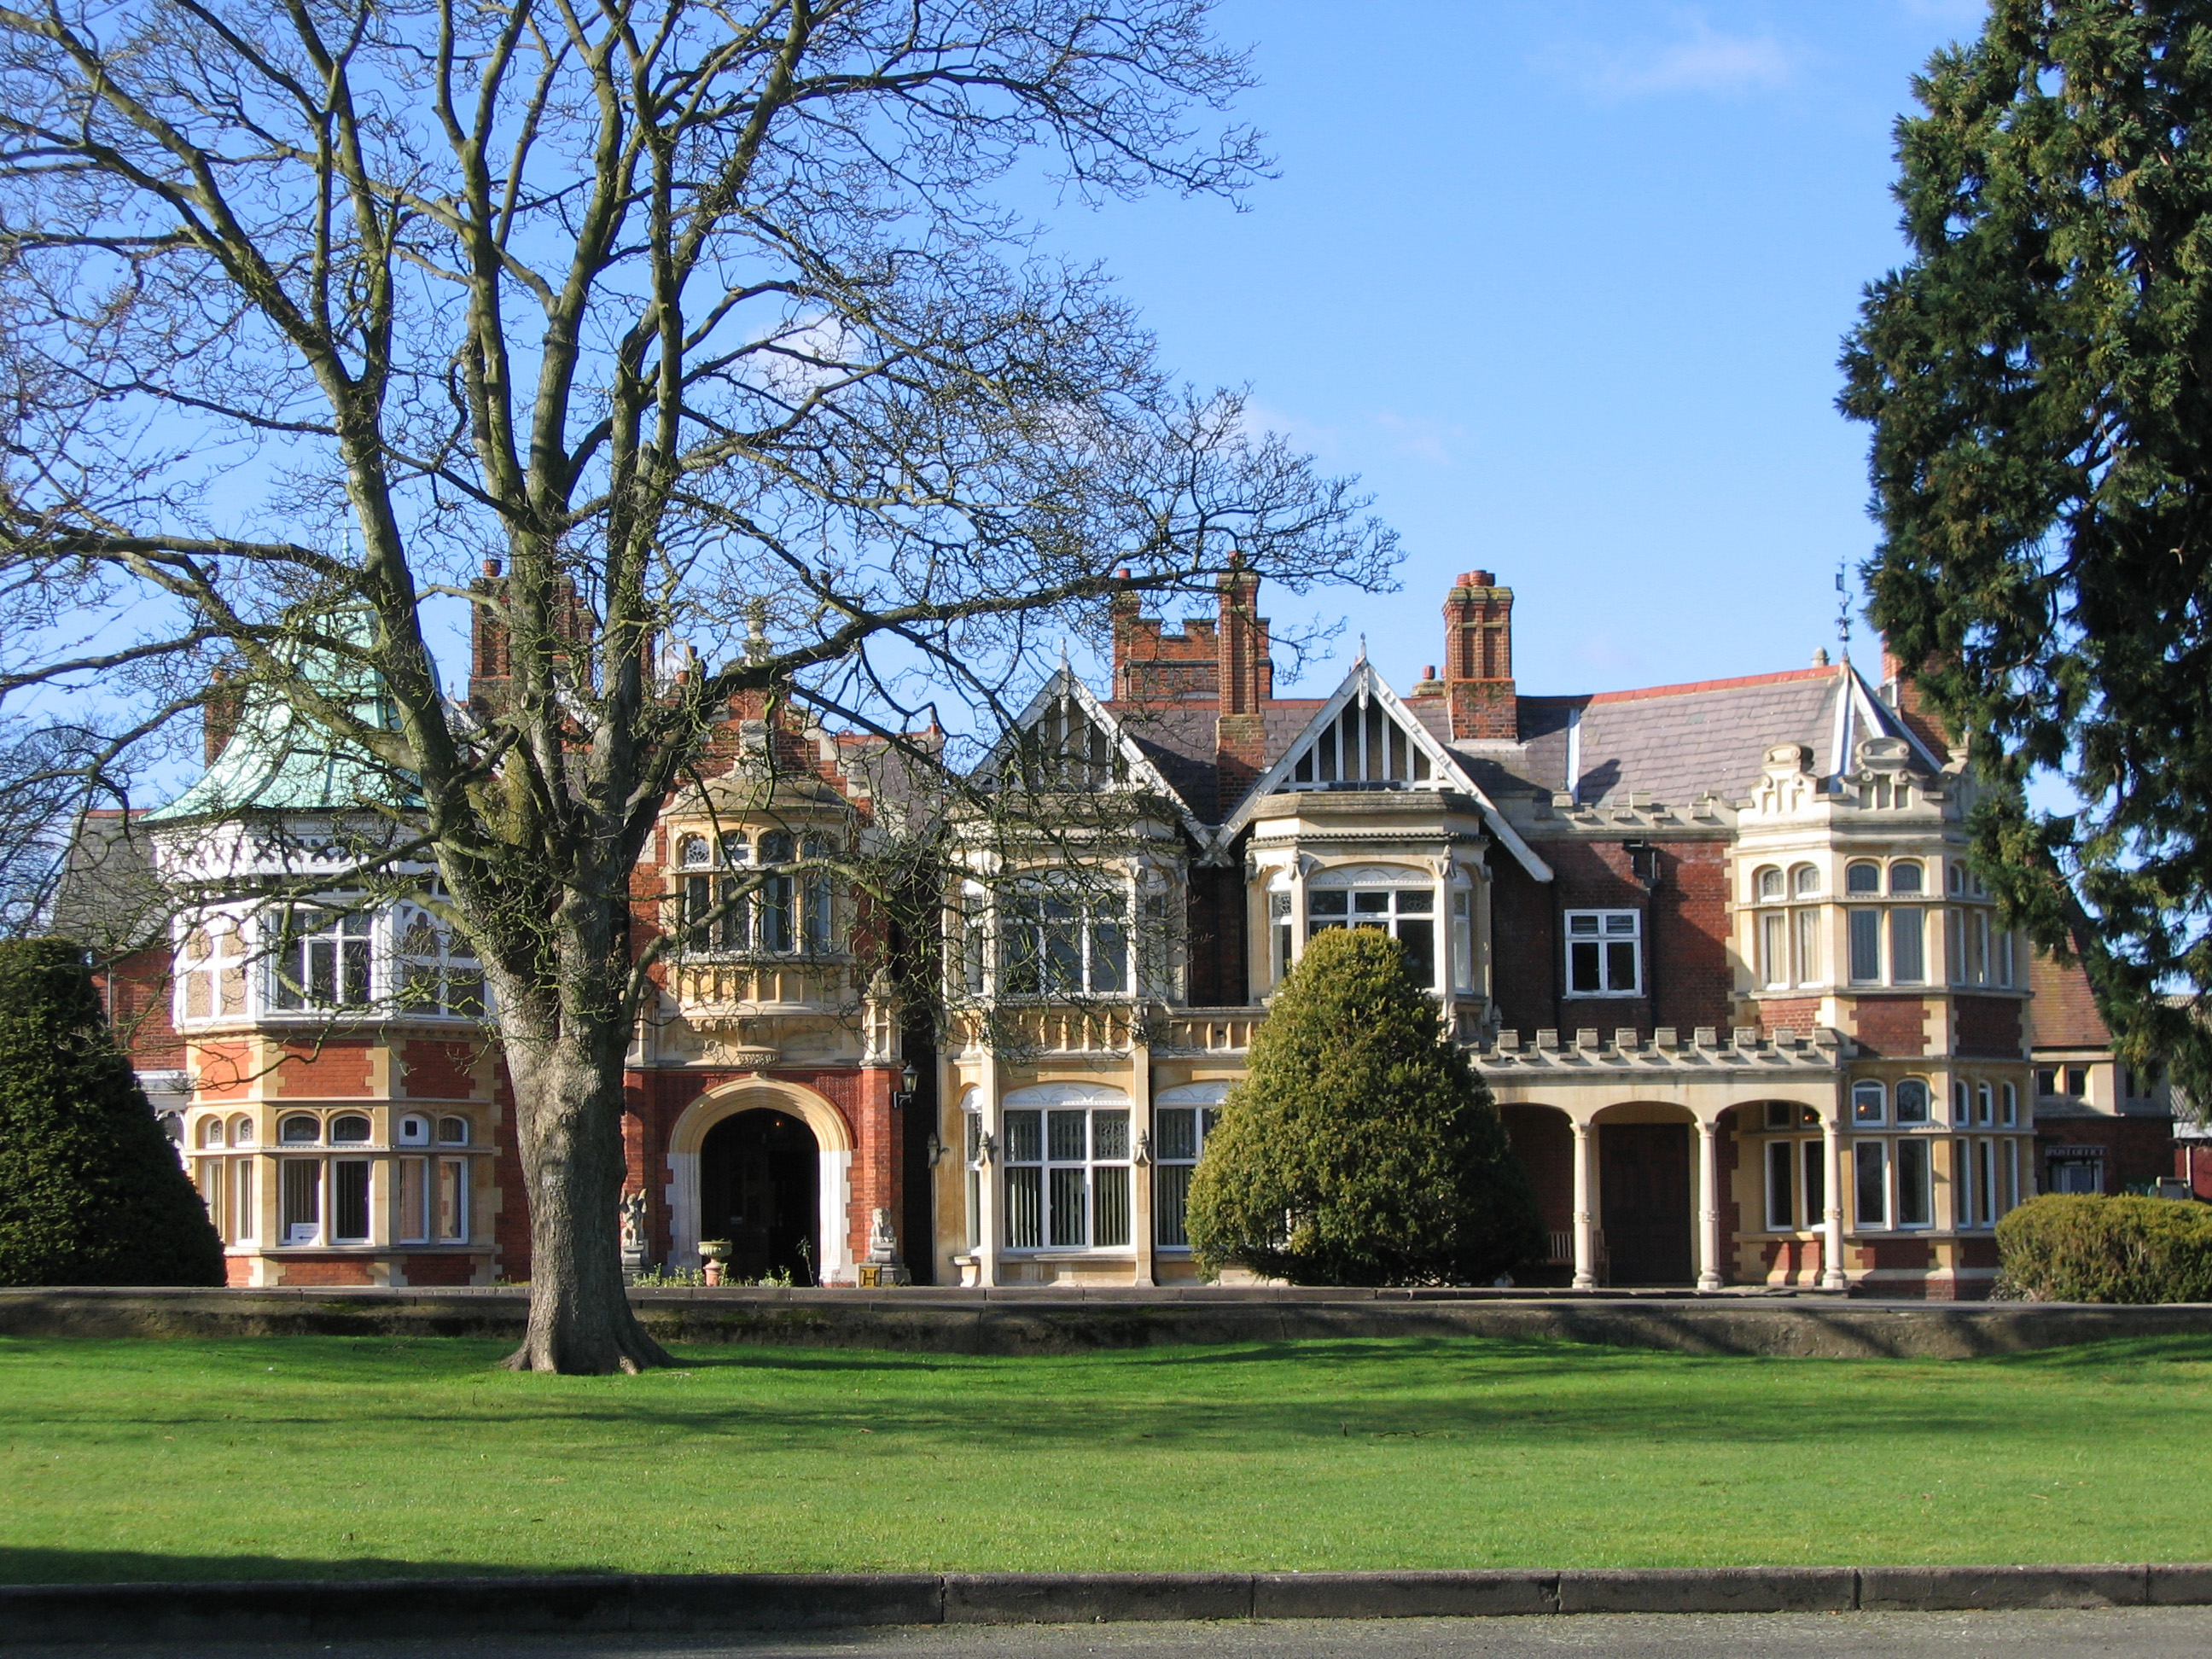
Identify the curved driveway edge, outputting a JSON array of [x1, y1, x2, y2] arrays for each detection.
[[1, 1565, 2204, 1645]]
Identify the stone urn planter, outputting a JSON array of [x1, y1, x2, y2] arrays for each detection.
[[697, 1238, 732, 1288]]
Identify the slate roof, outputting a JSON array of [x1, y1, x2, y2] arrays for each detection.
[[48, 810, 170, 952], [1103, 658, 1938, 834], [1551, 668, 1843, 808]]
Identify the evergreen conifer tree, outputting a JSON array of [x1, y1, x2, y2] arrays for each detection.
[[0, 938, 222, 1286], [1840, 0, 2212, 1097], [1186, 925, 1542, 1285]]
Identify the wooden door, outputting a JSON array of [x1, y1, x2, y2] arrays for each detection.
[[1600, 1122, 1692, 1286]]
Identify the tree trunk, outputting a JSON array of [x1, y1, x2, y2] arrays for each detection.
[[498, 1029, 672, 1374]]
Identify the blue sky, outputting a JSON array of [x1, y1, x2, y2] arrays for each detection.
[[1029, 0, 1993, 700]]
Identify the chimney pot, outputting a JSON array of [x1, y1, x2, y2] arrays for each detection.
[[1465, 569, 1494, 588], [483, 557, 502, 578], [1423, 665, 1436, 681]]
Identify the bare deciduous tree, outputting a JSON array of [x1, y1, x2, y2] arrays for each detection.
[[0, 0, 1391, 1371]]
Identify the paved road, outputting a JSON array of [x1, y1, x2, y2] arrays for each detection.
[[14, 1610, 2212, 1659]]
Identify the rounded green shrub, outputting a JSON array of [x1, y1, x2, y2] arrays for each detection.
[[1996, 1192, 2212, 1303], [0, 937, 222, 1285], [1186, 925, 1543, 1285]]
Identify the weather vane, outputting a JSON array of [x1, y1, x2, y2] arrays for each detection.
[[1836, 562, 1852, 657]]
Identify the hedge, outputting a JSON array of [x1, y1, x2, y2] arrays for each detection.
[[0, 937, 223, 1286], [1995, 1192, 2212, 1303]]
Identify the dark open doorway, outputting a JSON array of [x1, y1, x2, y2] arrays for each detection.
[[699, 1108, 820, 1284], [1600, 1121, 1691, 1286]]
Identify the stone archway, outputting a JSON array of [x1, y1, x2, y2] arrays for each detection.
[[667, 1079, 854, 1283], [1592, 1102, 1697, 1287], [1496, 1103, 1575, 1284]]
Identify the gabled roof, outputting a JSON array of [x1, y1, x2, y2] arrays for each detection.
[[977, 667, 1208, 842], [1210, 660, 1551, 881]]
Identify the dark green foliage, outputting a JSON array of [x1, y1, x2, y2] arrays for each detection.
[[1997, 1191, 2212, 1301], [0, 938, 222, 1286], [1840, 0, 2212, 1102], [1185, 926, 1543, 1285]]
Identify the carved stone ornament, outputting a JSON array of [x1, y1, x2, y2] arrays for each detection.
[[866, 1206, 899, 1264], [713, 1045, 781, 1069]]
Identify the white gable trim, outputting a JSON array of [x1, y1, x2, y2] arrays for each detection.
[[977, 668, 1208, 842], [1844, 666, 1946, 774], [1208, 661, 1551, 882]]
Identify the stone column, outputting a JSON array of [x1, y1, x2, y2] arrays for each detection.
[[975, 1039, 1001, 1289], [1131, 1039, 1155, 1286], [1696, 1119, 1723, 1291], [1571, 1119, 1597, 1290], [1820, 1109, 1847, 1289]]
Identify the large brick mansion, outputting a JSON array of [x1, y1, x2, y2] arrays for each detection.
[[77, 568, 2183, 1297]]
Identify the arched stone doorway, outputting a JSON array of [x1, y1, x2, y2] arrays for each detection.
[[1595, 1103, 1696, 1287], [666, 1079, 855, 1284], [699, 1108, 820, 1284]]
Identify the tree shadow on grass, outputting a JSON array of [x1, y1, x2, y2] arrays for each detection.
[[0, 1546, 579, 1585]]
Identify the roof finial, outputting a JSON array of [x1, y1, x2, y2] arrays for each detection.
[[1835, 561, 1853, 661], [1357, 632, 1367, 664], [1058, 637, 1070, 672]]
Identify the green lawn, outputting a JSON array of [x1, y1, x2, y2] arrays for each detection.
[[3, 1333, 2211, 1582]]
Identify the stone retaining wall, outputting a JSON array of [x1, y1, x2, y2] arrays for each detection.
[[3, 1285, 2211, 1357], [3, 1564, 2209, 1644]]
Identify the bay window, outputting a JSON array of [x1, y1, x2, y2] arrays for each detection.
[[395, 906, 486, 1016], [1310, 882, 1436, 987], [1154, 1092, 1225, 1249], [1003, 1103, 1132, 1250], [1000, 876, 1130, 997], [270, 905, 370, 1010]]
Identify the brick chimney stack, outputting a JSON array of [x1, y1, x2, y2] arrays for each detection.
[[469, 557, 510, 707], [203, 667, 242, 765], [1878, 643, 1955, 760], [1214, 562, 1271, 800], [1443, 570, 1516, 742]]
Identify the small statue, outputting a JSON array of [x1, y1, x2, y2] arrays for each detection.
[[866, 1206, 899, 1264], [619, 1189, 647, 1254]]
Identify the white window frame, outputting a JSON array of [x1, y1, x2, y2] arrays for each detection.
[[1853, 1139, 1889, 1229], [1895, 1077, 1931, 1125], [1001, 1097, 1134, 1253], [267, 902, 374, 1013], [174, 911, 250, 1025], [1895, 1137, 1933, 1229], [1852, 1080, 1886, 1126], [1310, 871, 1441, 991], [1153, 1088, 1225, 1251], [998, 873, 1132, 998], [1564, 908, 1641, 998], [392, 903, 486, 1018]]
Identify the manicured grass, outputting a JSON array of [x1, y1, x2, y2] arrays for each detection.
[[3, 1333, 2211, 1582]]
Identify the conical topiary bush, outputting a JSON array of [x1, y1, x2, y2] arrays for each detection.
[[0, 937, 222, 1285], [1187, 924, 1542, 1285]]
